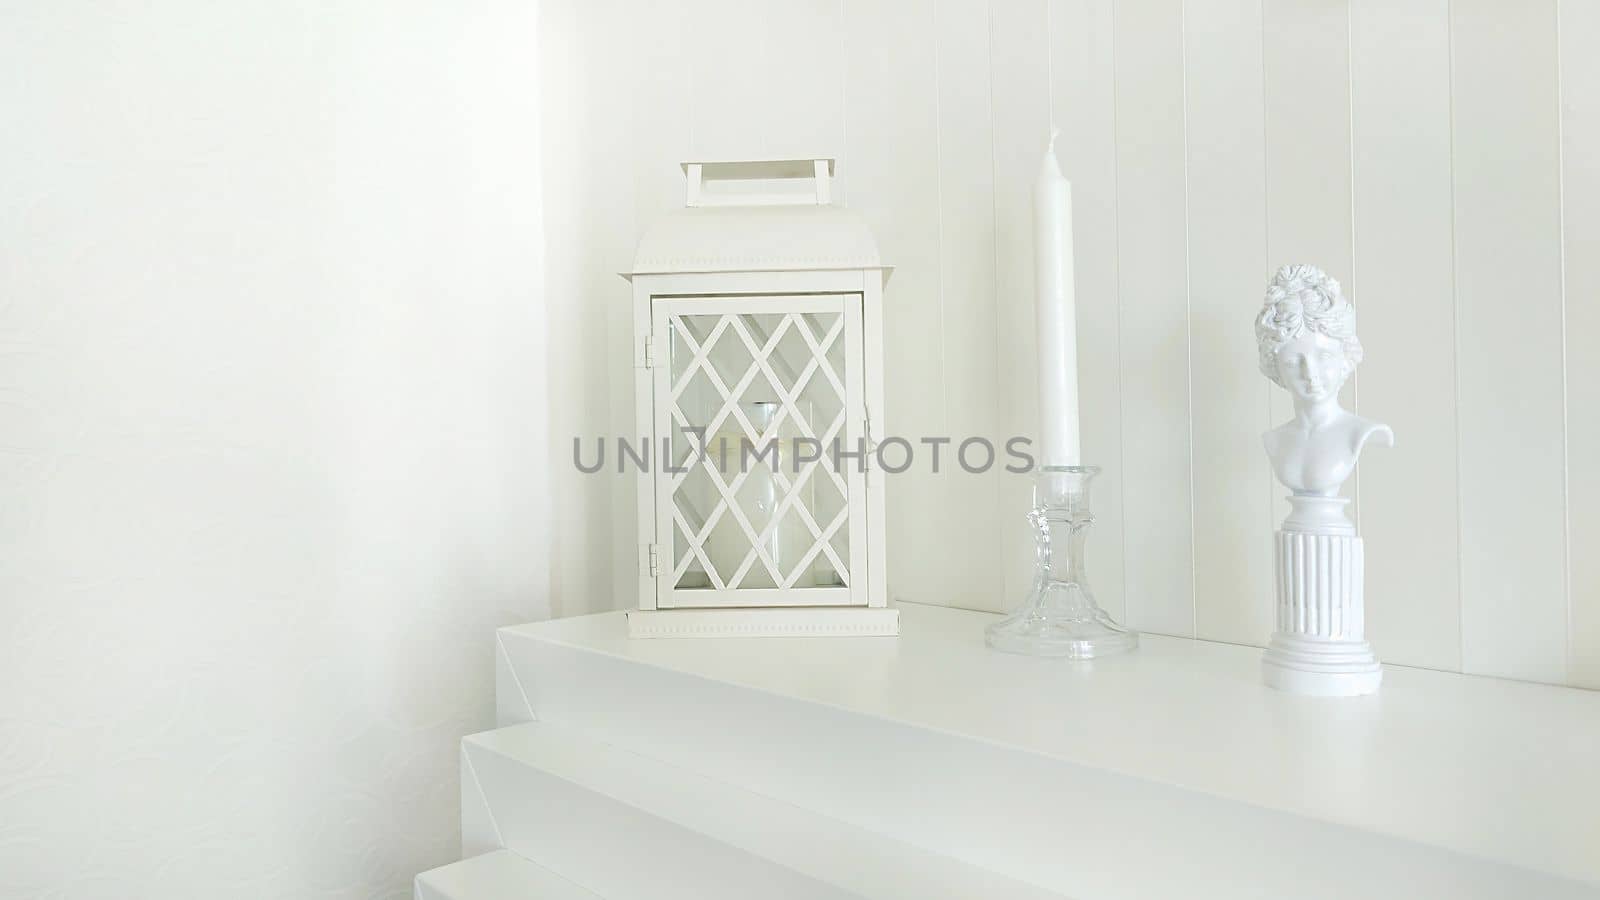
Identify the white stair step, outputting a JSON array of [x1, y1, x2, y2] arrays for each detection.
[[496, 602, 1600, 900], [463, 721, 1061, 900], [415, 850, 600, 900]]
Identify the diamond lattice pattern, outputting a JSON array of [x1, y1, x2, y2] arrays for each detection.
[[666, 310, 851, 591]]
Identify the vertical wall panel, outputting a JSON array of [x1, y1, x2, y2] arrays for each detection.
[[690, 0, 845, 159], [1452, 0, 1567, 683], [843, 0, 948, 606], [1560, 0, 1598, 688], [688, 0, 767, 159], [1050, 0, 1125, 619], [631, 0, 694, 222], [1262, 0, 1357, 532], [543, 0, 630, 616], [623, 0, 695, 610], [990, 0, 1054, 610], [1348, 0, 1461, 671], [597, 13, 640, 612], [1113, 0, 1194, 636], [759, 0, 847, 158], [934, 0, 1004, 608], [1184, 0, 1272, 646]]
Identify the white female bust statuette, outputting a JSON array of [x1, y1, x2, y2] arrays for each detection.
[[1256, 265, 1393, 696]]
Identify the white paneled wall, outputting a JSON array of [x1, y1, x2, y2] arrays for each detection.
[[544, 0, 1598, 688]]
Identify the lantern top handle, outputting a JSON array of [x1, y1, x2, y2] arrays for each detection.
[[682, 158, 835, 208]]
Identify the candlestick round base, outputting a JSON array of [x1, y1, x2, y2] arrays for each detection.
[[985, 585, 1139, 659], [986, 465, 1139, 659]]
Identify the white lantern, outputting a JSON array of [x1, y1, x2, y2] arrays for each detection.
[[623, 159, 896, 638]]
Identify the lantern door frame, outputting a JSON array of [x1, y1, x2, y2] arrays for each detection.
[[649, 292, 869, 611], [627, 268, 892, 637]]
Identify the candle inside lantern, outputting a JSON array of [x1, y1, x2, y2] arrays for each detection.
[[1034, 129, 1081, 467]]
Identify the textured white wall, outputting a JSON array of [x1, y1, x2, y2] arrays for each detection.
[[0, 1, 548, 896], [551, 0, 1600, 690]]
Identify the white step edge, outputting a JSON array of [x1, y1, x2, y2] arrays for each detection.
[[462, 725, 863, 900], [415, 850, 601, 900], [497, 603, 1600, 900], [464, 721, 1067, 900]]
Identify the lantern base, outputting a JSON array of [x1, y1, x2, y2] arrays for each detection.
[[627, 606, 899, 639]]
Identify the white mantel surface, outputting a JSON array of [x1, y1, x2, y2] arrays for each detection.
[[504, 601, 1600, 889]]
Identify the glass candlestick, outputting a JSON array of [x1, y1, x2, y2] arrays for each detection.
[[986, 465, 1139, 658]]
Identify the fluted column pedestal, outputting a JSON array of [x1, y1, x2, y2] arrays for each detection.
[[1262, 496, 1381, 696]]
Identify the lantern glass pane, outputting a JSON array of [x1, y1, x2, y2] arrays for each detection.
[[663, 307, 853, 595]]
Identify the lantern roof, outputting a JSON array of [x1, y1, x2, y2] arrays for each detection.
[[627, 203, 885, 277], [625, 159, 888, 279]]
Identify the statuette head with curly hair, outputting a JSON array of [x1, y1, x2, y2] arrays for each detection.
[[1255, 264, 1362, 402]]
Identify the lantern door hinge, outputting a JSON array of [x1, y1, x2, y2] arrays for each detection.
[[644, 543, 662, 577], [863, 412, 875, 485], [642, 335, 659, 369]]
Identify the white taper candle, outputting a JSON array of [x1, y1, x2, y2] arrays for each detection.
[[1034, 129, 1081, 467]]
